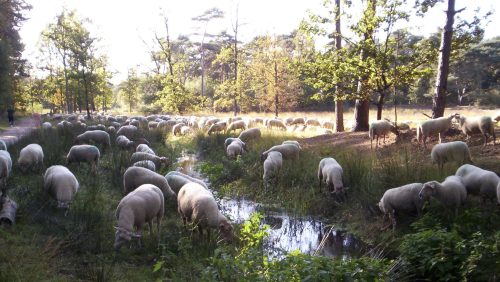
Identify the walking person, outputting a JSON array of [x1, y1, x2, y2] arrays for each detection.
[[7, 108, 14, 127]]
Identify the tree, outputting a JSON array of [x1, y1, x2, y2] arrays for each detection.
[[119, 69, 140, 113], [334, 0, 344, 132]]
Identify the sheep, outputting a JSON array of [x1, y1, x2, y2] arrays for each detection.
[[306, 118, 321, 127], [134, 137, 151, 146], [430, 141, 472, 171], [396, 122, 410, 131], [107, 126, 116, 135], [123, 167, 175, 200], [266, 119, 287, 130], [419, 176, 467, 215], [177, 182, 233, 241], [224, 137, 245, 150], [180, 126, 193, 135], [282, 140, 302, 149], [17, 144, 44, 172], [130, 152, 169, 169], [66, 145, 100, 171], [87, 124, 106, 131], [226, 139, 246, 159], [322, 120, 335, 130], [227, 116, 242, 124], [116, 125, 138, 140], [148, 121, 158, 129], [456, 115, 496, 146], [172, 123, 186, 136], [226, 120, 247, 133], [116, 135, 135, 150], [41, 122, 52, 130], [43, 165, 79, 209], [136, 144, 155, 155], [263, 151, 282, 190], [455, 164, 499, 202], [378, 183, 425, 230], [0, 140, 6, 151], [165, 171, 208, 193], [207, 121, 227, 135], [114, 184, 164, 250], [0, 150, 12, 195], [133, 160, 156, 171], [417, 113, 458, 147], [284, 117, 294, 126], [261, 143, 300, 162], [238, 128, 262, 143], [317, 158, 346, 196], [369, 120, 399, 149], [291, 117, 306, 125], [204, 118, 220, 128], [75, 130, 111, 151]]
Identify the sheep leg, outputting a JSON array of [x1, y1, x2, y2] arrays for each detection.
[[389, 212, 397, 231], [148, 221, 153, 235]]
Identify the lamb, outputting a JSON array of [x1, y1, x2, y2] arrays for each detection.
[[226, 120, 247, 133], [41, 122, 52, 130], [430, 141, 472, 171], [43, 165, 79, 209], [226, 139, 246, 159], [177, 182, 233, 241], [207, 121, 227, 135], [114, 184, 164, 250], [317, 157, 346, 196], [75, 130, 111, 151], [261, 143, 300, 162], [165, 171, 208, 193], [0, 150, 12, 195], [456, 115, 496, 146], [123, 167, 175, 200], [378, 183, 425, 230], [116, 125, 138, 140], [419, 176, 467, 215], [66, 145, 100, 171], [263, 151, 282, 189], [136, 144, 155, 155], [172, 123, 186, 136], [17, 144, 44, 172], [266, 119, 287, 130], [116, 135, 135, 150], [238, 128, 262, 143], [417, 113, 458, 147], [369, 120, 399, 149], [0, 140, 6, 151], [455, 164, 500, 202], [133, 160, 156, 171], [130, 152, 169, 169]]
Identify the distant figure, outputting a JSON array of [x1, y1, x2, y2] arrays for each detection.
[[7, 108, 14, 126]]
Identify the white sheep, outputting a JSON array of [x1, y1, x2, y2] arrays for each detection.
[[378, 183, 425, 230], [172, 123, 186, 136], [430, 141, 472, 171], [456, 115, 496, 146], [43, 165, 79, 209], [177, 182, 233, 241], [116, 135, 135, 150], [130, 152, 168, 169], [165, 171, 208, 193], [17, 144, 44, 172], [41, 122, 52, 130], [123, 166, 175, 200], [116, 125, 138, 140], [66, 145, 100, 171], [291, 117, 306, 125], [417, 113, 458, 147], [114, 184, 164, 250], [180, 126, 193, 135], [0, 150, 12, 194], [148, 121, 158, 129], [133, 160, 156, 171], [266, 119, 287, 130], [75, 130, 111, 151], [226, 139, 246, 159], [238, 128, 262, 143], [322, 120, 335, 130], [207, 121, 227, 135], [455, 164, 499, 202], [0, 140, 6, 151], [369, 120, 399, 149], [261, 143, 300, 162], [136, 144, 155, 155], [306, 118, 321, 127], [263, 151, 282, 190], [317, 157, 346, 195], [419, 176, 467, 215], [282, 140, 302, 149], [284, 117, 294, 126], [107, 126, 116, 135], [226, 120, 247, 133]]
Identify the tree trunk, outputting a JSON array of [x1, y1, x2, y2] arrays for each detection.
[[334, 0, 344, 132], [233, 7, 239, 117], [432, 0, 456, 118], [376, 91, 385, 120], [274, 60, 279, 118]]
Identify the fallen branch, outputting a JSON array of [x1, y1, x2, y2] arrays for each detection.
[[421, 113, 432, 119]]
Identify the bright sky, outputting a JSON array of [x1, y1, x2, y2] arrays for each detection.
[[19, 0, 500, 84]]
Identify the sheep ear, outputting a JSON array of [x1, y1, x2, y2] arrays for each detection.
[[132, 233, 142, 238]]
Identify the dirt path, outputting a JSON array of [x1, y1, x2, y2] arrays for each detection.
[[0, 117, 38, 146]]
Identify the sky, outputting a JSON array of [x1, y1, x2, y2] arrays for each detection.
[[19, 0, 500, 84]]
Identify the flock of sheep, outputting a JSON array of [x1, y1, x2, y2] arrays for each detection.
[[0, 110, 499, 251]]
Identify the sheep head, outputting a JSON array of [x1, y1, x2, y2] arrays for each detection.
[[419, 181, 439, 200], [218, 219, 233, 242], [114, 226, 141, 250]]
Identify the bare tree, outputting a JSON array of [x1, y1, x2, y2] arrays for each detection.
[[334, 0, 344, 132]]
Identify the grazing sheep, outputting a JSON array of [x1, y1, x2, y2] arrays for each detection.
[[207, 121, 227, 135], [419, 176, 467, 215], [456, 115, 496, 146], [261, 144, 300, 162], [180, 126, 193, 135], [165, 171, 208, 193], [417, 113, 458, 147], [43, 165, 79, 209], [130, 152, 168, 169], [107, 126, 116, 135], [148, 121, 158, 129], [67, 145, 100, 171], [318, 158, 346, 195], [396, 122, 410, 131], [227, 116, 242, 124], [378, 183, 425, 230], [282, 140, 302, 149], [41, 122, 52, 130], [238, 128, 262, 143], [226, 140, 246, 159], [87, 124, 106, 131], [133, 160, 156, 171], [226, 120, 247, 133], [177, 182, 233, 241], [17, 144, 44, 172], [369, 120, 399, 149], [114, 184, 164, 250], [116, 135, 135, 150], [306, 118, 321, 127], [123, 167, 175, 200], [116, 125, 138, 140], [322, 120, 335, 130], [263, 151, 282, 189], [134, 137, 151, 146], [430, 141, 472, 171], [0, 150, 12, 194], [136, 144, 155, 155], [455, 164, 500, 202], [291, 117, 306, 125], [75, 130, 111, 151], [284, 117, 294, 126], [172, 123, 186, 136], [0, 140, 6, 151], [266, 119, 287, 130]]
